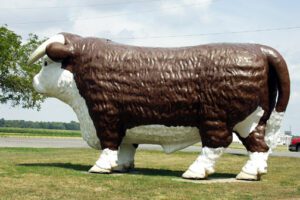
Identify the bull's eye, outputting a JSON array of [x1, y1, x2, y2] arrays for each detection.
[[44, 60, 48, 66]]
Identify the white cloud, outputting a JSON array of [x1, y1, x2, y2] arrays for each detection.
[[36, 27, 65, 38], [182, 0, 213, 10], [291, 91, 300, 101], [70, 6, 212, 48], [1, 0, 59, 8], [159, 0, 213, 23], [72, 9, 143, 38], [289, 63, 300, 82], [160, 1, 186, 16]]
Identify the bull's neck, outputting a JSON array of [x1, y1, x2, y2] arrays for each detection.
[[69, 96, 90, 125], [61, 88, 100, 149]]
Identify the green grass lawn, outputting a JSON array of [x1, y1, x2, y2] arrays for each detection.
[[0, 148, 299, 200], [228, 142, 290, 152]]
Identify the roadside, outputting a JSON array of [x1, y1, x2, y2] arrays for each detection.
[[0, 127, 292, 152], [0, 137, 299, 158]]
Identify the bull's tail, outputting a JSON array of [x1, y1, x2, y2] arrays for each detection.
[[260, 45, 290, 150]]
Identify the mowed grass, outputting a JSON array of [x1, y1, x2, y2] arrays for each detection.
[[0, 127, 81, 137], [228, 142, 290, 152], [0, 148, 299, 200]]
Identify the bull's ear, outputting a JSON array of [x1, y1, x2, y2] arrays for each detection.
[[46, 42, 73, 62]]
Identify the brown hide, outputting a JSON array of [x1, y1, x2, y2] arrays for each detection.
[[47, 33, 290, 151]]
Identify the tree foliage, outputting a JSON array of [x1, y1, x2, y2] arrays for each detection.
[[0, 26, 45, 109]]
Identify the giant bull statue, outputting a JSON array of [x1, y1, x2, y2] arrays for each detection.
[[28, 33, 290, 180]]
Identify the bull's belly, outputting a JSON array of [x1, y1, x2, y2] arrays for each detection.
[[80, 111, 262, 154], [123, 125, 200, 153], [122, 106, 263, 153]]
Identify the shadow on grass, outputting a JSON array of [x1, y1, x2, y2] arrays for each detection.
[[131, 168, 236, 178], [17, 163, 236, 178], [209, 173, 237, 179], [130, 168, 183, 177], [229, 153, 247, 157], [18, 163, 90, 171]]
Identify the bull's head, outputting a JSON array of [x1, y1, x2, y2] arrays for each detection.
[[28, 34, 101, 149], [28, 34, 78, 104]]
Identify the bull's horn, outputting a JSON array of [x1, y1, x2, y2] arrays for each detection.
[[27, 34, 65, 65]]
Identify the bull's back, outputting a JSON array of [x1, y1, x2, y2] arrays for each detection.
[[77, 42, 269, 127]]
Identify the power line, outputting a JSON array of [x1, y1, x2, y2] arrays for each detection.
[[3, 0, 218, 25], [110, 26, 300, 40], [4, 1, 298, 40], [0, 0, 163, 10], [14, 25, 300, 40]]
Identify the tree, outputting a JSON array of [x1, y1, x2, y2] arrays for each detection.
[[0, 26, 45, 109]]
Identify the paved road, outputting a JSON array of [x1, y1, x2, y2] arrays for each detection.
[[0, 137, 299, 158], [0, 137, 88, 148]]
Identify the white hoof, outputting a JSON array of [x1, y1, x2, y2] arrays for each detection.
[[116, 143, 136, 172], [182, 169, 207, 180], [236, 171, 261, 181], [89, 148, 118, 173], [182, 147, 224, 180], [237, 151, 269, 181], [88, 164, 111, 174], [205, 167, 215, 175]]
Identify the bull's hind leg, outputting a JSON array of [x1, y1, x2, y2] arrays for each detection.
[[236, 110, 285, 181], [182, 120, 232, 179], [234, 108, 270, 180], [236, 124, 269, 181]]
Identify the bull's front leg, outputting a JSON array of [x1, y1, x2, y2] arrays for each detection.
[[89, 143, 137, 173], [113, 143, 137, 172], [88, 116, 136, 173]]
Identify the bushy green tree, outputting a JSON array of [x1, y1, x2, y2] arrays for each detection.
[[0, 26, 45, 109]]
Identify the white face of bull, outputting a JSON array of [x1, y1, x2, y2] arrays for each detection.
[[33, 58, 77, 104], [30, 34, 76, 103], [33, 58, 101, 149]]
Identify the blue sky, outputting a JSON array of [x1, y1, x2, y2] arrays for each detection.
[[0, 0, 299, 134]]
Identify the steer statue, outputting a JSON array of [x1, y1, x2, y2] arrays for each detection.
[[28, 33, 290, 181]]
